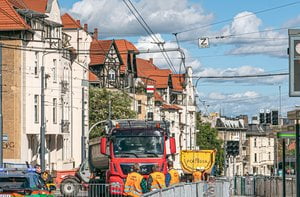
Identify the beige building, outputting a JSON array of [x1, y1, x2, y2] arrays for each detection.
[[245, 124, 275, 175], [0, 0, 91, 170]]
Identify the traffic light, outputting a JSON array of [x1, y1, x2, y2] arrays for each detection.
[[288, 29, 300, 96], [266, 110, 271, 124], [226, 141, 239, 157], [259, 112, 265, 124], [272, 110, 279, 125]]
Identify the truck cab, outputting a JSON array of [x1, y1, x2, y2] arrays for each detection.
[[89, 120, 176, 195]]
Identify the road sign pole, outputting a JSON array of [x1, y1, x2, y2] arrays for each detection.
[[296, 121, 300, 197], [282, 139, 286, 197]]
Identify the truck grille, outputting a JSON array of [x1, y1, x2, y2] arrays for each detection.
[[120, 163, 156, 175]]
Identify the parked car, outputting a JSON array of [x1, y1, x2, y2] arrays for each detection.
[[0, 168, 56, 196]]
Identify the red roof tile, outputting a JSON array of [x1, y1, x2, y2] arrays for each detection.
[[89, 40, 113, 66], [7, 0, 27, 8], [154, 91, 164, 102], [0, 0, 31, 31], [161, 104, 182, 110], [171, 74, 185, 92], [89, 72, 99, 82], [114, 40, 138, 73], [61, 13, 81, 29], [136, 58, 171, 88], [23, 0, 48, 13]]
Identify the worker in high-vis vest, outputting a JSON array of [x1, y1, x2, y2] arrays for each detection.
[[193, 167, 205, 182], [147, 165, 166, 191], [124, 163, 148, 197], [165, 160, 180, 187]]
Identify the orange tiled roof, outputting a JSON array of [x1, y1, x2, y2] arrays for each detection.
[[154, 91, 164, 102], [114, 40, 138, 73], [8, 0, 27, 8], [171, 74, 185, 92], [161, 104, 182, 110], [89, 39, 113, 66], [89, 72, 99, 82], [0, 0, 31, 31], [61, 13, 81, 29], [23, 0, 48, 13], [136, 58, 171, 88]]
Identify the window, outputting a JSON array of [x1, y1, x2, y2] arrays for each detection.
[[254, 153, 257, 162], [34, 52, 39, 77], [268, 152, 271, 160], [53, 98, 57, 124], [147, 112, 153, 121], [34, 95, 39, 123], [53, 59, 57, 82], [254, 138, 257, 147], [137, 100, 142, 114], [108, 69, 115, 81], [268, 138, 271, 146]]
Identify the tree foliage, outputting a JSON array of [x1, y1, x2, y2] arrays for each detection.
[[89, 88, 137, 138], [195, 112, 224, 175]]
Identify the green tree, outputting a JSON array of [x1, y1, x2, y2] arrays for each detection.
[[195, 112, 224, 175], [89, 88, 137, 138]]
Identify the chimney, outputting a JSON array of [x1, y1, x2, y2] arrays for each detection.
[[93, 28, 98, 40], [76, 20, 81, 25], [84, 24, 88, 32], [149, 58, 153, 64]]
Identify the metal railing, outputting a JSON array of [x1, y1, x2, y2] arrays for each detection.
[[53, 179, 231, 197], [234, 176, 296, 197], [142, 179, 230, 197]]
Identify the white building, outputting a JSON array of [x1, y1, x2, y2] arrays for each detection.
[[0, 0, 90, 170], [204, 114, 248, 176], [245, 124, 275, 176]]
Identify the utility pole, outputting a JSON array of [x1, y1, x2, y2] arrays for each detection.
[[81, 87, 85, 163], [0, 44, 3, 168], [40, 53, 46, 171]]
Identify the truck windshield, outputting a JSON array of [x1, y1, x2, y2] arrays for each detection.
[[112, 129, 164, 158]]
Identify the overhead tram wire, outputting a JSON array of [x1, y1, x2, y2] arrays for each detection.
[[122, 0, 177, 73], [173, 1, 300, 35], [125, 0, 176, 71]]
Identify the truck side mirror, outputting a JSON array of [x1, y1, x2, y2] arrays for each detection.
[[100, 137, 107, 155], [169, 137, 176, 154]]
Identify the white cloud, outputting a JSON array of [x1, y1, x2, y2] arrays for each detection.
[[213, 11, 288, 58], [135, 34, 202, 73], [207, 91, 259, 101], [197, 65, 287, 84], [68, 0, 213, 36]]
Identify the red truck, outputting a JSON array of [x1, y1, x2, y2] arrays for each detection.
[[88, 119, 176, 195]]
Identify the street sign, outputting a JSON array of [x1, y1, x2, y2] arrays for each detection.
[[277, 131, 296, 139], [198, 37, 209, 48], [146, 85, 155, 94]]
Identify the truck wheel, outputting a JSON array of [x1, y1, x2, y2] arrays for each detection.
[[60, 179, 80, 197]]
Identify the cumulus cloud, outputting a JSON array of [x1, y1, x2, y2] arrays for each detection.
[[68, 0, 213, 36], [213, 11, 288, 58], [197, 65, 287, 84], [135, 34, 202, 73]]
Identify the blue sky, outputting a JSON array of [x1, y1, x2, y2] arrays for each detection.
[[61, 0, 300, 119]]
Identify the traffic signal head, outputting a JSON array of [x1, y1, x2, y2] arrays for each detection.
[[272, 110, 279, 125], [226, 141, 239, 157]]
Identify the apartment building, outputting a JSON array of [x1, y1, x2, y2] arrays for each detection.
[[245, 124, 275, 176], [0, 0, 90, 170], [205, 114, 247, 176]]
